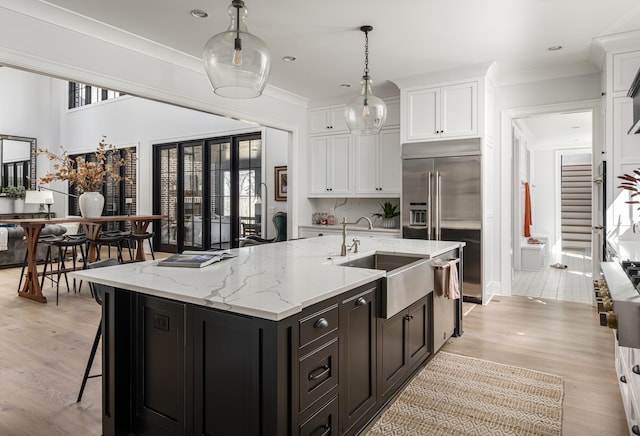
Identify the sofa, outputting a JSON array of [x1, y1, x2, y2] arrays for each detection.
[[0, 224, 68, 268]]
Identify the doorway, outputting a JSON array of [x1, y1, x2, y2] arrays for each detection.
[[153, 133, 262, 253], [510, 110, 595, 303]]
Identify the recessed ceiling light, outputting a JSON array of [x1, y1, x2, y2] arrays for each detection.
[[191, 9, 208, 18], [340, 84, 351, 88], [571, 126, 580, 129], [282, 56, 296, 62], [548, 45, 563, 51]]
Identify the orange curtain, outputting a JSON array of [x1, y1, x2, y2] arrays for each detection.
[[524, 182, 532, 237]]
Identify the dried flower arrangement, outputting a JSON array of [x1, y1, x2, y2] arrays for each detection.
[[39, 137, 133, 193]]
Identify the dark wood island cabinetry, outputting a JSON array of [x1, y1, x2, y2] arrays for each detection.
[[76, 236, 464, 435]]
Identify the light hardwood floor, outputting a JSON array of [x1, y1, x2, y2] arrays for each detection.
[[0, 256, 628, 435], [444, 296, 627, 435]]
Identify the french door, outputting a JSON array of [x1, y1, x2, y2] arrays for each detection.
[[154, 133, 262, 253]]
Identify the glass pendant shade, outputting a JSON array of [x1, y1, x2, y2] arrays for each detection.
[[203, 0, 271, 98], [345, 76, 387, 135]]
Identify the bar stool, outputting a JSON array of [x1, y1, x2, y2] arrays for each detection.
[[16, 234, 61, 294], [41, 234, 88, 305], [126, 232, 155, 261], [77, 258, 119, 402], [92, 230, 130, 263]]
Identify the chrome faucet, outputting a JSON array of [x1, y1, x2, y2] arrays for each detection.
[[340, 216, 373, 256]]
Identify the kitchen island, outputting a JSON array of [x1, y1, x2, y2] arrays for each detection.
[[73, 235, 464, 436]]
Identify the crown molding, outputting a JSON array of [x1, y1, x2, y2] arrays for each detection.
[[494, 62, 600, 87]]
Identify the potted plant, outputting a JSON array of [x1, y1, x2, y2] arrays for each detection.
[[39, 137, 133, 217], [2, 185, 26, 213], [372, 200, 400, 229]]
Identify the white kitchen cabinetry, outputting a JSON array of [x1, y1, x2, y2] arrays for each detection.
[[309, 106, 349, 135], [402, 81, 478, 143], [354, 129, 401, 195], [309, 134, 351, 196], [612, 51, 640, 93]]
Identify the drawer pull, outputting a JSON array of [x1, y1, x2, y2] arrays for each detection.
[[356, 297, 367, 307], [621, 375, 627, 383], [404, 314, 414, 321], [633, 365, 640, 375], [632, 424, 640, 435], [308, 365, 330, 381], [320, 425, 331, 436], [314, 318, 329, 329]]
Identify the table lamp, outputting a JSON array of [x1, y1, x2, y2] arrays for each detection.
[[25, 190, 54, 219]]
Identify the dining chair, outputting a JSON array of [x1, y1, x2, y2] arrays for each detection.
[[241, 212, 287, 246]]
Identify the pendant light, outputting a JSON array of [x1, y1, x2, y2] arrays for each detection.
[[202, 0, 271, 98], [345, 25, 387, 135]]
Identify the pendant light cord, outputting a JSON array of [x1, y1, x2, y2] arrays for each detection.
[[364, 29, 369, 77], [234, 0, 242, 51]]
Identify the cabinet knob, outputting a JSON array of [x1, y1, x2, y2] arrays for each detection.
[[633, 365, 640, 375], [621, 375, 627, 383], [356, 297, 367, 306], [632, 424, 640, 435], [314, 318, 329, 329], [404, 314, 414, 321]]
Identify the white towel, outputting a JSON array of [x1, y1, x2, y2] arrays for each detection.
[[0, 228, 7, 251], [446, 260, 460, 299]]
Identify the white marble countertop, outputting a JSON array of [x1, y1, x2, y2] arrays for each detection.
[[71, 236, 463, 321]]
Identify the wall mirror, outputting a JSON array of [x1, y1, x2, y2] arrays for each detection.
[[0, 135, 36, 190]]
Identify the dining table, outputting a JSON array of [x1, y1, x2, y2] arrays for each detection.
[[0, 214, 164, 303]]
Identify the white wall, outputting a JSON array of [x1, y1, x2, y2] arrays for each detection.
[[263, 128, 288, 239]]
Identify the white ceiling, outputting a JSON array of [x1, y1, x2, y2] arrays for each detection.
[[515, 111, 592, 150], [35, 0, 640, 102]]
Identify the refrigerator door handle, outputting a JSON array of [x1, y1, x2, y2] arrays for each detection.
[[436, 171, 442, 240], [427, 172, 432, 240]]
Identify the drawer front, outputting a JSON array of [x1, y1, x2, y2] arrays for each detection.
[[300, 304, 339, 349], [299, 338, 339, 413], [299, 395, 339, 436]]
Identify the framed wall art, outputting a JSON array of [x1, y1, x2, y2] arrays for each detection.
[[274, 166, 287, 201]]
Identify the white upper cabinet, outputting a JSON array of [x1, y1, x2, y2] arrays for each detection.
[[308, 134, 351, 196], [402, 81, 478, 143], [309, 106, 349, 135], [612, 51, 640, 93], [353, 128, 401, 196]]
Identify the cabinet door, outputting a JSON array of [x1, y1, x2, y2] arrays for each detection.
[[612, 97, 640, 227], [135, 295, 186, 435], [330, 106, 349, 133], [310, 107, 349, 134], [613, 51, 640, 93], [328, 135, 351, 195], [406, 87, 440, 141], [406, 296, 432, 372], [379, 129, 401, 194], [377, 310, 407, 400], [192, 307, 259, 436], [309, 136, 330, 194], [354, 134, 379, 194], [340, 286, 377, 433], [441, 82, 477, 138]]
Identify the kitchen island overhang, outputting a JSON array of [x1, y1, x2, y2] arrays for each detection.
[[72, 236, 465, 436]]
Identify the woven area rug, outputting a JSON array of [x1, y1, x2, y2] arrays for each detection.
[[366, 352, 563, 436]]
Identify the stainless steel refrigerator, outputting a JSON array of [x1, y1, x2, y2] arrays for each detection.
[[402, 142, 482, 303]]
